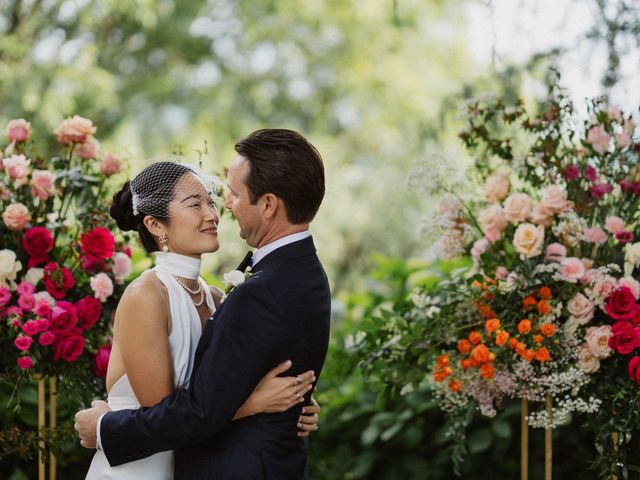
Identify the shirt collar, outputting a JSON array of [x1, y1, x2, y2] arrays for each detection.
[[252, 230, 312, 267]]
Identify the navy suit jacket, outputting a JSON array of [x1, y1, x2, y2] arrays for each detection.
[[100, 237, 331, 479]]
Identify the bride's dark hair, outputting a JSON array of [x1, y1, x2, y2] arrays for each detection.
[[110, 162, 192, 253]]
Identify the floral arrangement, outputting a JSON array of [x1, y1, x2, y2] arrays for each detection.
[[353, 81, 640, 473], [0, 115, 131, 388]]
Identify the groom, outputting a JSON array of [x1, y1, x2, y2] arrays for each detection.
[[75, 129, 331, 479]]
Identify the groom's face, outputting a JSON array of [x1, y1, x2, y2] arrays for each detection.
[[225, 155, 263, 247]]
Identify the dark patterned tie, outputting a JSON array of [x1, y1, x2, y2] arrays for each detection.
[[236, 251, 253, 272]]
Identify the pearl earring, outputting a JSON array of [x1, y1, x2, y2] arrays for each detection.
[[159, 234, 169, 252]]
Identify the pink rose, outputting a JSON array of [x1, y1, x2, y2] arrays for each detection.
[[100, 154, 122, 176], [93, 345, 112, 378], [564, 164, 580, 181], [34, 300, 52, 317], [545, 242, 567, 262], [608, 106, 623, 122], [629, 357, 640, 384], [479, 204, 507, 238], [591, 275, 618, 300], [586, 124, 611, 154], [52, 327, 85, 362], [36, 318, 51, 332], [591, 182, 613, 199], [3, 203, 31, 231], [31, 170, 56, 201], [540, 185, 572, 214], [585, 325, 612, 359], [608, 320, 640, 355], [75, 296, 102, 330], [14, 335, 33, 351], [578, 344, 600, 373], [112, 252, 132, 284], [0, 287, 11, 306], [53, 115, 96, 144], [21, 320, 40, 337], [530, 204, 554, 226], [17, 281, 35, 296], [567, 293, 595, 324], [34, 291, 55, 306], [2, 154, 30, 179], [616, 132, 632, 148], [90, 273, 114, 302], [619, 277, 640, 299], [559, 257, 585, 283], [6, 119, 31, 142], [18, 294, 35, 311], [616, 231, 634, 244], [503, 193, 532, 222], [17, 356, 34, 370], [584, 165, 598, 182], [495, 266, 508, 280], [484, 172, 510, 202], [513, 223, 545, 259], [605, 216, 626, 234], [75, 136, 100, 159], [583, 227, 608, 245], [38, 331, 55, 346]]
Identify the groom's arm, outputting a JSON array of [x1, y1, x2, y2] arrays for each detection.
[[100, 281, 286, 466]]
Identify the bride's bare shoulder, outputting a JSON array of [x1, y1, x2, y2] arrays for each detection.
[[120, 270, 168, 307]]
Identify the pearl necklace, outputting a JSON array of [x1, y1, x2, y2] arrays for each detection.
[[172, 275, 205, 307]]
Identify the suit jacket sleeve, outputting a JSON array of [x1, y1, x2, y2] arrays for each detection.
[[100, 281, 285, 466]]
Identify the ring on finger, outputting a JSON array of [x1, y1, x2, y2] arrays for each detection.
[[294, 376, 301, 386]]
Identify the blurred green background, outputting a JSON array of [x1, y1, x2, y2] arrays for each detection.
[[1, 0, 639, 478]]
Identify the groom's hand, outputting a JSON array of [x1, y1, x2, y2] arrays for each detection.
[[74, 400, 111, 449]]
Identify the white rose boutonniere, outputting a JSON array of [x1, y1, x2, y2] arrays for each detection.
[[222, 267, 254, 300]]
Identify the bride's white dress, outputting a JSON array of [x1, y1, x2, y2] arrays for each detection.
[[86, 252, 214, 480]]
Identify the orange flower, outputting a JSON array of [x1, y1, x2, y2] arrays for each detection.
[[436, 354, 450, 367], [485, 318, 501, 334], [480, 363, 495, 379], [535, 347, 551, 362], [522, 296, 537, 310], [495, 330, 510, 346], [540, 323, 556, 337], [515, 342, 526, 354], [533, 334, 543, 344], [539, 286, 552, 299], [478, 304, 496, 318], [471, 344, 491, 364], [457, 339, 471, 354], [469, 331, 483, 345], [484, 292, 495, 302], [537, 299, 551, 316], [433, 372, 447, 382], [521, 349, 535, 362], [518, 319, 532, 334], [449, 379, 462, 392], [471, 280, 483, 289], [460, 358, 472, 369], [470, 357, 482, 368], [508, 338, 518, 350]]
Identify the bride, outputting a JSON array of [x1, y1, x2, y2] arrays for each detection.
[[85, 161, 319, 479]]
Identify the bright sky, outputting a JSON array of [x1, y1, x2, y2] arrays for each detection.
[[466, 0, 640, 112]]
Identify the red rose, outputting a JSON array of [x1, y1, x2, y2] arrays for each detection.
[[93, 345, 112, 378], [49, 301, 78, 333], [75, 296, 102, 330], [43, 263, 75, 300], [52, 327, 85, 362], [608, 321, 640, 355], [22, 227, 54, 267], [81, 227, 115, 263], [605, 287, 639, 321], [629, 357, 640, 384]]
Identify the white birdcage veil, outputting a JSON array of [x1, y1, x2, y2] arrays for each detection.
[[129, 154, 224, 218]]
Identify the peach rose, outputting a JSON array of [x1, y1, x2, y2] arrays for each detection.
[[75, 137, 100, 160], [530, 203, 554, 226], [540, 185, 572, 214], [578, 344, 600, 373], [484, 172, 510, 203], [586, 125, 611, 154], [31, 170, 56, 201], [583, 227, 607, 245], [559, 257, 585, 283], [616, 132, 632, 148], [479, 204, 507, 239], [513, 223, 545, 259], [3, 203, 31, 231], [605, 216, 625, 235], [100, 154, 122, 176], [567, 292, 595, 324], [90, 273, 114, 302], [585, 325, 612, 359], [6, 119, 31, 142], [53, 115, 96, 144], [3, 154, 30, 179], [503, 193, 532, 222]]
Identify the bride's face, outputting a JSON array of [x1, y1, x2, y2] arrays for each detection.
[[163, 173, 220, 257]]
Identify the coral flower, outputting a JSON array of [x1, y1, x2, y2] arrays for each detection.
[[460, 359, 472, 369], [535, 347, 551, 362], [480, 363, 495, 379], [539, 286, 552, 299], [522, 296, 537, 310], [449, 379, 462, 393], [509, 338, 518, 349], [518, 319, 532, 334], [471, 344, 491, 364], [537, 299, 551, 316], [521, 349, 535, 362], [540, 323, 556, 337], [485, 318, 501, 333], [436, 354, 450, 367], [457, 339, 471, 354], [469, 331, 483, 345], [495, 330, 510, 346]]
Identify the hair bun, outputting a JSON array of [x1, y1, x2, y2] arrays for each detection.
[[110, 181, 139, 231]]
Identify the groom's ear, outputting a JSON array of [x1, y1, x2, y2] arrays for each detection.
[[260, 193, 280, 219]]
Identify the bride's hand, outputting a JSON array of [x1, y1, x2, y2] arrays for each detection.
[[297, 394, 320, 437], [233, 361, 315, 419]]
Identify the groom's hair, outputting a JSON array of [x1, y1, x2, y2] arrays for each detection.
[[235, 129, 325, 224]]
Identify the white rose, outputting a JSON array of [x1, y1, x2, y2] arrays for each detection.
[[34, 290, 55, 306], [567, 293, 595, 324], [503, 193, 532, 222], [585, 325, 612, 359], [25, 267, 44, 286], [513, 223, 545, 259], [578, 344, 600, 373], [223, 269, 246, 288], [484, 172, 510, 203], [0, 249, 22, 288], [625, 242, 640, 276]]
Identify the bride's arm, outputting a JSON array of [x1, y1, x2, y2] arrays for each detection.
[[113, 277, 173, 407]]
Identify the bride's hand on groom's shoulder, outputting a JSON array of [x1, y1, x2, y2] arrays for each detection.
[[74, 400, 111, 449]]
